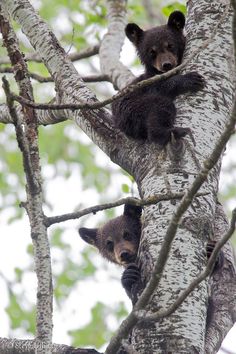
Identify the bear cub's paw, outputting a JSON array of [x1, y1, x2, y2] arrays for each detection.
[[121, 263, 141, 293], [172, 127, 191, 140], [183, 71, 205, 93]]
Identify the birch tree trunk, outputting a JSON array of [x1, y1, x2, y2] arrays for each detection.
[[0, 0, 235, 354], [128, 1, 236, 352]]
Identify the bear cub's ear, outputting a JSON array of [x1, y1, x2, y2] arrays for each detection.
[[78, 227, 98, 246], [125, 23, 144, 45], [124, 204, 142, 219], [167, 11, 185, 31]]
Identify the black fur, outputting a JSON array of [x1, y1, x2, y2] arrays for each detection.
[[112, 11, 205, 146], [79, 204, 142, 302]]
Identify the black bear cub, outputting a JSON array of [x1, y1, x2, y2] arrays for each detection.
[[79, 204, 142, 302], [112, 11, 205, 146], [79, 204, 223, 304]]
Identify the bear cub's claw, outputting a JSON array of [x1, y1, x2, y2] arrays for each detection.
[[121, 263, 141, 292], [172, 127, 191, 139], [171, 127, 196, 146], [184, 71, 205, 92]]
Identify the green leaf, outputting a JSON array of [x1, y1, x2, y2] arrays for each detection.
[[14, 268, 23, 282], [6, 294, 35, 334], [162, 3, 187, 17], [69, 301, 128, 348], [122, 183, 130, 194]]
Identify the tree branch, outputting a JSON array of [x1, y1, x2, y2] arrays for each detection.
[[4, 0, 137, 174], [0, 103, 68, 125], [0, 67, 110, 83], [0, 44, 100, 65], [0, 338, 102, 354], [99, 0, 135, 90], [0, 5, 53, 353], [141, 0, 165, 25], [44, 192, 208, 227]]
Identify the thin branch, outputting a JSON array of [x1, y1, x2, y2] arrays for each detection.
[[44, 192, 208, 227], [0, 338, 102, 354], [5, 0, 130, 165], [99, 0, 135, 90], [0, 44, 100, 65], [0, 67, 110, 83], [0, 5, 53, 353], [2, 77, 37, 190], [141, 0, 165, 25], [137, 208, 236, 321], [0, 102, 68, 125], [9, 4, 230, 112]]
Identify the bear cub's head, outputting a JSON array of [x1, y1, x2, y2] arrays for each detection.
[[79, 204, 142, 267], [126, 11, 185, 74]]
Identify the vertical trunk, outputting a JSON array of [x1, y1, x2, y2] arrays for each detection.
[[129, 0, 234, 352]]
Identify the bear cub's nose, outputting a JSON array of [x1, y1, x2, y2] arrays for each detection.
[[120, 251, 133, 263], [162, 62, 173, 71]]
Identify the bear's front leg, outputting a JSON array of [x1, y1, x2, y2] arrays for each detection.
[[159, 72, 205, 98], [121, 263, 142, 304]]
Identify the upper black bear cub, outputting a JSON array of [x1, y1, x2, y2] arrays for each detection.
[[79, 204, 142, 302], [112, 11, 205, 146]]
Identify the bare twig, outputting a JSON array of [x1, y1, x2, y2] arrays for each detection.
[[0, 67, 110, 83], [141, 0, 165, 25], [44, 191, 208, 227], [2, 77, 37, 190], [0, 338, 102, 354], [0, 5, 53, 354], [0, 44, 100, 65]]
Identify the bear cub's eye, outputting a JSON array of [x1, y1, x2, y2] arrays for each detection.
[[167, 43, 173, 50], [123, 231, 132, 241], [150, 48, 156, 58], [106, 240, 114, 252]]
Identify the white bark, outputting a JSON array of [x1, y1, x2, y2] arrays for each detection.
[[128, 0, 236, 352], [0, 103, 68, 125], [3, 0, 146, 176], [99, 0, 135, 89], [0, 5, 53, 353], [205, 203, 236, 352], [1, 0, 235, 353]]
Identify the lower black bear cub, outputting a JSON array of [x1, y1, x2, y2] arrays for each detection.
[[79, 204, 223, 305], [79, 204, 142, 301], [112, 11, 205, 146]]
